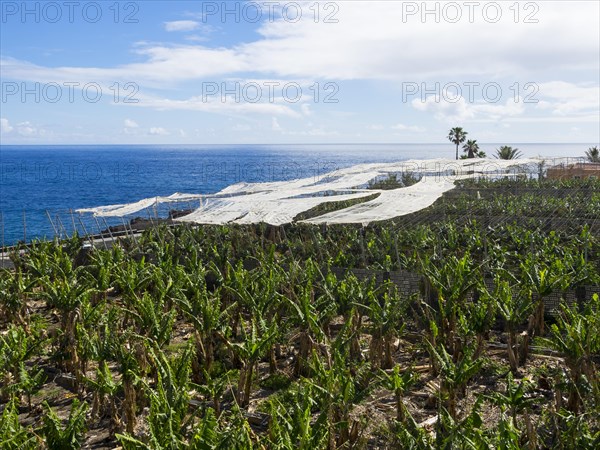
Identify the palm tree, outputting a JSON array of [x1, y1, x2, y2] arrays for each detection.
[[448, 127, 468, 160], [463, 139, 480, 159], [495, 146, 522, 160], [585, 146, 599, 162]]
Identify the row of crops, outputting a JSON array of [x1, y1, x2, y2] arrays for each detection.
[[1, 178, 599, 449]]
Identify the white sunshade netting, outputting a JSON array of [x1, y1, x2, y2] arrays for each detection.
[[76, 157, 572, 225], [76, 193, 204, 217]]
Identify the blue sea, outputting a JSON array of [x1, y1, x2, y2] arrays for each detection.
[[0, 143, 594, 245]]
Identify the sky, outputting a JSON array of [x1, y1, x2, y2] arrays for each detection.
[[0, 0, 599, 145]]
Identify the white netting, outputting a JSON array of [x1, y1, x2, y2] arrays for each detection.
[[76, 193, 204, 217], [76, 157, 576, 225]]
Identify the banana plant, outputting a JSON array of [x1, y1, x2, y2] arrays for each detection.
[[419, 252, 480, 367], [457, 287, 497, 360], [284, 267, 332, 377], [307, 349, 373, 450], [113, 332, 146, 434], [335, 273, 377, 361], [0, 397, 39, 449], [188, 403, 258, 450], [426, 340, 482, 421], [434, 399, 487, 449], [42, 399, 89, 450], [0, 269, 36, 327], [548, 409, 600, 450], [538, 294, 600, 415], [71, 294, 110, 392], [6, 362, 46, 411], [177, 267, 233, 380], [230, 317, 278, 407], [119, 341, 197, 449], [39, 264, 94, 377], [21, 239, 63, 279], [85, 360, 121, 430], [486, 372, 538, 445], [148, 262, 186, 311], [520, 254, 570, 338], [494, 411, 524, 450], [125, 291, 176, 349], [493, 279, 534, 372], [196, 368, 236, 417], [113, 256, 153, 305], [361, 285, 407, 369], [82, 246, 120, 304], [379, 365, 417, 422], [266, 389, 329, 450], [0, 324, 45, 402], [391, 407, 434, 449]]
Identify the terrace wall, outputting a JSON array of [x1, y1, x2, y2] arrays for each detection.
[[330, 267, 600, 315]]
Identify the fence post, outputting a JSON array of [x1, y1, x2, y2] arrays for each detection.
[[22, 210, 27, 243]]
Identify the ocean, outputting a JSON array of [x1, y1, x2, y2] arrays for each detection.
[[0, 143, 594, 245]]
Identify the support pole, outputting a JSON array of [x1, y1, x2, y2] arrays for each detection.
[[55, 214, 69, 239], [1, 211, 4, 251], [22, 210, 27, 243], [70, 209, 77, 236], [77, 214, 95, 247], [46, 210, 59, 238], [93, 216, 109, 250], [101, 217, 117, 247]]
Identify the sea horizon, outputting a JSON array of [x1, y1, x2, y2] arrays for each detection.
[[0, 143, 597, 245]]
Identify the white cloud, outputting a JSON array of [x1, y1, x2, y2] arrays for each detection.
[[16, 121, 37, 136], [412, 95, 525, 124], [0, 118, 13, 133], [3, 3, 597, 85], [127, 93, 302, 117], [367, 124, 384, 130], [271, 117, 282, 131], [164, 20, 200, 32], [124, 119, 139, 128], [534, 82, 600, 117], [1, 2, 597, 143], [149, 127, 170, 136], [391, 123, 425, 132], [283, 127, 339, 137], [184, 35, 209, 42]]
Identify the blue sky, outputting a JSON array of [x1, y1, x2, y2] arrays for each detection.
[[1, 0, 599, 145]]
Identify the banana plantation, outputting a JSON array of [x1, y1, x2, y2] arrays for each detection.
[[1, 177, 599, 449]]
